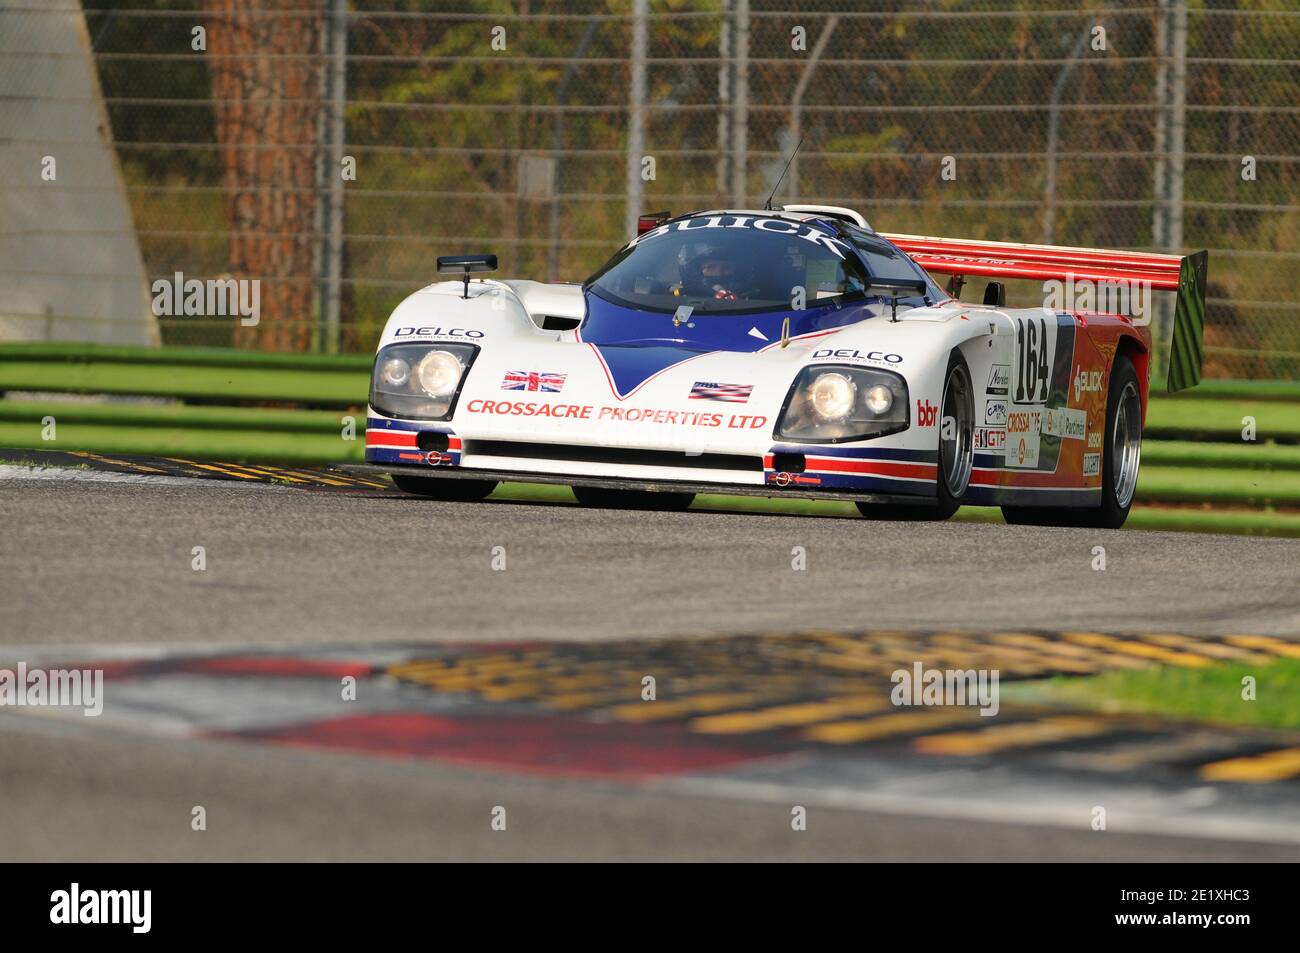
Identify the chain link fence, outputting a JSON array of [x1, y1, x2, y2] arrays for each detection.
[[7, 0, 1298, 378]]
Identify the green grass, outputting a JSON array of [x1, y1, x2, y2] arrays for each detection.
[[1008, 658, 1300, 732], [0, 456, 90, 470]]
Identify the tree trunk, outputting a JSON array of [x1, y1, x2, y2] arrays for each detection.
[[206, 0, 320, 352]]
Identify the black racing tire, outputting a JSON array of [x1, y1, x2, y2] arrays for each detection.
[[390, 473, 499, 501], [856, 349, 973, 522], [1002, 353, 1141, 530], [572, 485, 695, 511]]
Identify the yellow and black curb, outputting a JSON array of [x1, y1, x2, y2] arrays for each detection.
[[0, 448, 387, 491], [387, 628, 1300, 783]]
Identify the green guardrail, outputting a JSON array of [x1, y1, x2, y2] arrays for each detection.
[[0, 344, 368, 406]]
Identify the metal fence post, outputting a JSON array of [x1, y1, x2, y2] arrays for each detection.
[[624, 0, 648, 240], [320, 0, 347, 354], [730, 0, 749, 206]]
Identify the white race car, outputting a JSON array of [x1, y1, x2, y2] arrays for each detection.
[[360, 206, 1206, 528]]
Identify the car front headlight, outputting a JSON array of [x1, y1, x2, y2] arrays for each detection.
[[775, 364, 909, 442], [415, 350, 464, 398], [370, 342, 477, 420]]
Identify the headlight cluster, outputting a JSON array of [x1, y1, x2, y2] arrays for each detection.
[[775, 364, 909, 442], [370, 342, 477, 420]]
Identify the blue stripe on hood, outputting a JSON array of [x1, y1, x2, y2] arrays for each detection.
[[581, 290, 874, 352], [580, 291, 879, 398], [591, 344, 707, 399]]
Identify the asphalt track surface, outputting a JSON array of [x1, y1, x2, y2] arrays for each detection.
[[3, 477, 1298, 644], [2, 473, 1299, 861]]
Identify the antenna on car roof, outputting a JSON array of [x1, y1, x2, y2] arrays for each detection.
[[762, 136, 804, 212]]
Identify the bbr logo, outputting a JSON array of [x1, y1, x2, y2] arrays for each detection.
[[916, 399, 938, 427]]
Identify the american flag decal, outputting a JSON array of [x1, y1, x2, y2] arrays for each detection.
[[689, 381, 753, 403], [502, 370, 566, 393]]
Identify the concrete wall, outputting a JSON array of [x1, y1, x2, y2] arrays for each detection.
[[0, 1, 158, 345]]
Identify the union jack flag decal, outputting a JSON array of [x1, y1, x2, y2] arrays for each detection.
[[689, 381, 752, 403], [502, 370, 566, 393]]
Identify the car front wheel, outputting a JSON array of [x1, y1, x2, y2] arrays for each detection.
[[857, 350, 972, 522]]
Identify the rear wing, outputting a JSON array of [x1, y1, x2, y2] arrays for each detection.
[[880, 233, 1208, 393]]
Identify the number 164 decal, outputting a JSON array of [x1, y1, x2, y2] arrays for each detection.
[[1011, 315, 1059, 405]]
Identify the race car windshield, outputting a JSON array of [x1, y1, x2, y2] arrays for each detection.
[[585, 215, 870, 315]]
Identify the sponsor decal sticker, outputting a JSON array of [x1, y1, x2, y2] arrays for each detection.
[[770, 471, 822, 487], [973, 427, 1006, 452], [689, 381, 753, 403], [1073, 367, 1104, 401], [630, 215, 851, 260], [811, 348, 903, 365], [1083, 452, 1101, 477], [394, 326, 485, 339], [984, 399, 1008, 426], [502, 370, 567, 393], [464, 399, 766, 429], [1005, 408, 1042, 468], [915, 399, 939, 428], [987, 363, 1010, 396], [1042, 406, 1087, 441]]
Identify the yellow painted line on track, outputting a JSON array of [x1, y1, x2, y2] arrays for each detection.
[[913, 715, 1118, 756], [478, 682, 547, 702], [607, 693, 759, 723], [692, 695, 891, 735], [988, 633, 1116, 672], [70, 451, 168, 474], [1142, 633, 1276, 664], [803, 708, 982, 744], [274, 467, 352, 487], [227, 464, 313, 483], [1225, 635, 1300, 661], [1200, 747, 1300, 783], [165, 457, 263, 481], [1061, 632, 1212, 668]]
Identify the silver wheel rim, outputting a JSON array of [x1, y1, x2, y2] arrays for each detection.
[[1112, 380, 1142, 509], [940, 364, 974, 496]]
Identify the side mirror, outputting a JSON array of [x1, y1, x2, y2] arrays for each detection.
[[437, 254, 498, 298], [983, 281, 1006, 307]]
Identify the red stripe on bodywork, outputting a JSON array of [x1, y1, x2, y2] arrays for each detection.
[[366, 430, 417, 447], [805, 457, 937, 480]]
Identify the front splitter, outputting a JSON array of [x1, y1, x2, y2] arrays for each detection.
[[341, 461, 937, 507]]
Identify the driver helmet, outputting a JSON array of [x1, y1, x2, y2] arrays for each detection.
[[677, 242, 752, 298]]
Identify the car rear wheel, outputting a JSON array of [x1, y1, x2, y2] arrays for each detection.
[[390, 473, 498, 501], [856, 350, 972, 522], [1001, 353, 1141, 529], [572, 485, 695, 511]]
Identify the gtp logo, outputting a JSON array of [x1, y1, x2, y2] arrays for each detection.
[[916, 399, 938, 427]]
